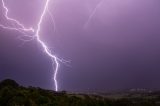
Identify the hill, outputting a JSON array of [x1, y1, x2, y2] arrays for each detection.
[[0, 79, 160, 106]]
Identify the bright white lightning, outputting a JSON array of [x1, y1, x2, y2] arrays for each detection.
[[0, 0, 59, 91], [1, 0, 34, 33], [35, 0, 59, 91]]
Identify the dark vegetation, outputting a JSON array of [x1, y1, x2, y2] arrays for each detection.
[[0, 79, 160, 106]]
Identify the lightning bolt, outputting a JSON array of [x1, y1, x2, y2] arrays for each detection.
[[0, 0, 60, 91], [84, 0, 104, 29], [1, 0, 34, 33], [35, 0, 59, 91]]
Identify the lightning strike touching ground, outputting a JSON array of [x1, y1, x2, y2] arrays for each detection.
[[84, 0, 104, 29], [0, 0, 60, 91], [35, 0, 59, 91]]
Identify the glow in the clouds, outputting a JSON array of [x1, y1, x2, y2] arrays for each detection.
[[0, 0, 59, 91]]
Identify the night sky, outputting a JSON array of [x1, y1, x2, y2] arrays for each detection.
[[0, 0, 160, 92]]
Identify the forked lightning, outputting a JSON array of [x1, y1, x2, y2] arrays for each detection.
[[0, 0, 59, 91]]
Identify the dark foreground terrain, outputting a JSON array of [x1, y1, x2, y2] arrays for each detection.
[[0, 79, 160, 106]]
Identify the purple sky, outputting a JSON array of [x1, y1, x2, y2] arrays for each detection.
[[0, 0, 160, 92]]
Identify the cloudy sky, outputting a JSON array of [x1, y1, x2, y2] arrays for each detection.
[[0, 0, 160, 92]]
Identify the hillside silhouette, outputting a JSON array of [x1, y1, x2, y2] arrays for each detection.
[[0, 79, 160, 106]]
